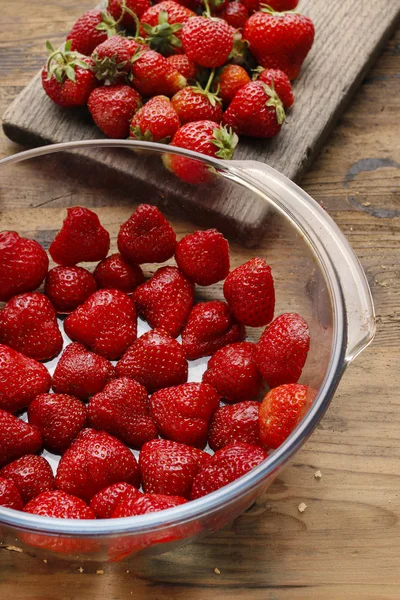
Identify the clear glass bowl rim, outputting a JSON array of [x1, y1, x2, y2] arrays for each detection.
[[0, 139, 349, 536]]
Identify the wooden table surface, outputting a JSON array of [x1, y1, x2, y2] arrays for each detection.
[[1, 2, 399, 598]]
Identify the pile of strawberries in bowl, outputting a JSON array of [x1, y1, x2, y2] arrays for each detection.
[[0, 203, 313, 533], [41, 0, 315, 176]]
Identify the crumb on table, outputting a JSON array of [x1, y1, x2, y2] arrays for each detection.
[[298, 502, 307, 513], [214, 567, 221, 575], [314, 470, 322, 479]]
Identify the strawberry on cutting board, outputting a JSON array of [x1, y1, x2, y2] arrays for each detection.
[[129, 95, 180, 143], [88, 84, 143, 139]]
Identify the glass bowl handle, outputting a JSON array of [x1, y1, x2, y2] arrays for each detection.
[[229, 160, 376, 363]]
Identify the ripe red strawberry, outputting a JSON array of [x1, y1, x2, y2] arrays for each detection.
[[44, 266, 97, 314], [219, 2, 248, 29], [181, 300, 244, 360], [171, 80, 222, 125], [0, 231, 48, 302], [117, 329, 188, 392], [0, 455, 55, 503], [134, 267, 194, 338], [64, 289, 137, 360], [129, 95, 180, 142], [191, 441, 267, 498], [88, 377, 157, 448], [181, 15, 234, 68], [0, 409, 42, 468], [108, 0, 151, 27], [28, 393, 87, 454], [66, 9, 119, 56], [0, 345, 51, 414], [149, 383, 219, 448], [222, 80, 285, 137], [56, 428, 140, 502], [213, 64, 250, 106], [175, 229, 229, 286], [166, 54, 197, 81], [263, 0, 298, 11], [259, 383, 314, 449], [112, 491, 187, 517], [88, 84, 142, 138], [202, 342, 262, 401], [243, 8, 315, 80], [91, 36, 134, 83], [208, 401, 261, 450], [255, 313, 310, 388], [24, 490, 95, 519], [0, 477, 24, 510], [0, 293, 63, 361], [130, 49, 186, 96], [239, 0, 260, 13], [164, 121, 238, 184], [141, 1, 195, 55], [42, 41, 98, 107], [90, 482, 140, 518], [118, 204, 176, 264], [223, 257, 275, 327], [139, 439, 210, 497], [49, 207, 110, 266], [158, 0, 200, 9], [255, 67, 294, 108], [94, 253, 144, 293], [52, 342, 116, 401]]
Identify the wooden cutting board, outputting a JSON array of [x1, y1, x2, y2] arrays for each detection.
[[2, 0, 399, 243]]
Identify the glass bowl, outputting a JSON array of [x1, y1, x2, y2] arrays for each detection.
[[0, 140, 375, 562]]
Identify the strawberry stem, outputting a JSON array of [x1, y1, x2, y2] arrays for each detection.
[[203, 0, 211, 17], [204, 69, 215, 94]]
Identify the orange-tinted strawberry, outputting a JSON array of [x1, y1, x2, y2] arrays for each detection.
[[0, 477, 23, 510], [255, 313, 310, 388], [222, 80, 285, 137], [52, 342, 116, 401], [0, 409, 42, 468], [163, 121, 238, 184], [90, 482, 140, 518], [88, 377, 157, 448], [129, 95, 180, 142], [56, 428, 140, 502], [259, 383, 314, 449], [208, 401, 261, 450], [141, 1, 195, 55], [94, 253, 145, 294], [166, 54, 198, 81], [139, 439, 210, 497], [223, 257, 275, 327], [0, 293, 63, 361], [219, 2, 248, 29], [88, 84, 143, 138], [117, 329, 188, 392], [118, 204, 177, 264], [0, 345, 51, 414], [0, 231, 48, 302], [108, 0, 151, 27], [149, 383, 219, 448], [49, 207, 110, 267], [243, 8, 315, 80], [24, 490, 95, 519], [181, 15, 234, 68], [112, 491, 187, 517], [64, 289, 137, 360], [130, 49, 187, 96], [214, 64, 250, 106], [134, 267, 194, 338], [191, 441, 267, 498], [66, 9, 118, 56], [91, 35, 134, 83], [255, 67, 294, 108], [181, 301, 244, 360], [175, 228, 229, 286], [203, 342, 262, 401], [0, 455, 55, 503], [28, 393, 87, 454], [44, 266, 97, 314]]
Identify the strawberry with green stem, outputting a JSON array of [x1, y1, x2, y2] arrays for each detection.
[[129, 95, 180, 142], [130, 48, 186, 96], [66, 9, 121, 56], [140, 1, 195, 56], [171, 69, 223, 124], [108, 0, 151, 29], [42, 41, 98, 107]]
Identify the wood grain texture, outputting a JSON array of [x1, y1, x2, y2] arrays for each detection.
[[1, 1, 400, 598]]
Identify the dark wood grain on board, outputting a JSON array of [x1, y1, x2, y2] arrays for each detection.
[[0, 1, 400, 598], [1, 0, 399, 243]]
